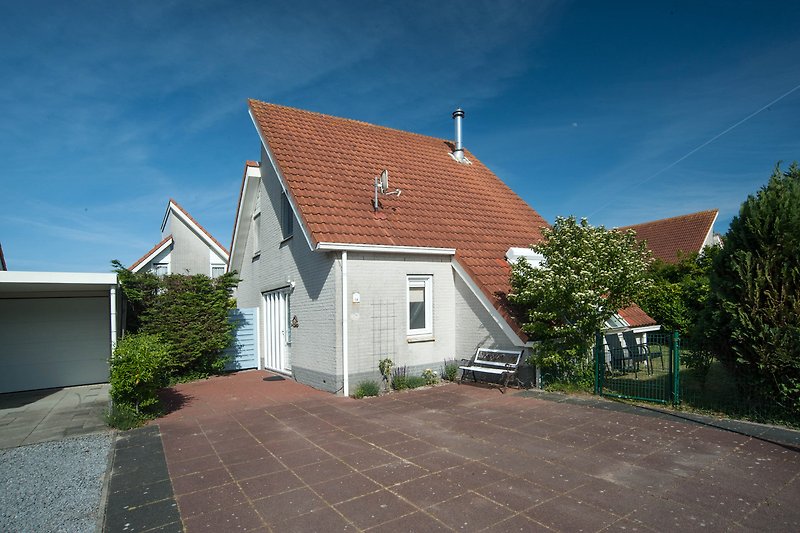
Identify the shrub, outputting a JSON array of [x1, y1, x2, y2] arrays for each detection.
[[112, 261, 240, 381], [405, 375, 427, 389], [109, 333, 171, 417], [442, 359, 459, 381], [422, 368, 439, 385], [391, 366, 408, 390], [353, 380, 380, 399]]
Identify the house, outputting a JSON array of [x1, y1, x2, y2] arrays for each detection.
[[230, 102, 658, 394], [0, 270, 119, 393], [130, 199, 229, 277], [619, 210, 720, 264]]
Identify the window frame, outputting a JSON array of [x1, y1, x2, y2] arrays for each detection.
[[152, 262, 169, 277], [252, 211, 261, 256], [406, 275, 433, 337]]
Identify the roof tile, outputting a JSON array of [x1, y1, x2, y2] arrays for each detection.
[[619, 210, 717, 264]]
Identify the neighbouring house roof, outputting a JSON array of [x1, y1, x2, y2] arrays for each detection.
[[131, 199, 230, 273], [0, 242, 6, 271], [130, 235, 174, 272], [618, 304, 658, 328], [247, 100, 549, 338], [619, 210, 719, 264], [161, 198, 230, 257]]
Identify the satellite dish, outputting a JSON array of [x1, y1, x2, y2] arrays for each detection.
[[380, 169, 389, 192]]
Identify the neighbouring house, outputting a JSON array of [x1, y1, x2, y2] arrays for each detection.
[[619, 209, 721, 264], [0, 270, 120, 393], [130, 199, 229, 277], [229, 101, 656, 395]]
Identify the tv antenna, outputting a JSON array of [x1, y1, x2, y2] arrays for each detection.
[[373, 169, 401, 211]]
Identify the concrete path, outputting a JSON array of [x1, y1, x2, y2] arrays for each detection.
[[0, 383, 110, 449], [134, 370, 800, 532]]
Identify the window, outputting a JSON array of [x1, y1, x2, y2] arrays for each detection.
[[152, 263, 168, 277], [281, 191, 293, 239], [211, 265, 225, 278], [252, 212, 261, 255], [407, 275, 433, 336]]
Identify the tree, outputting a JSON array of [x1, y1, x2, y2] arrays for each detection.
[[640, 246, 719, 335], [509, 216, 652, 379], [704, 162, 800, 411]]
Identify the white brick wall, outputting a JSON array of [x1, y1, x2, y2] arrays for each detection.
[[346, 253, 456, 380], [453, 268, 519, 355], [234, 146, 339, 392]]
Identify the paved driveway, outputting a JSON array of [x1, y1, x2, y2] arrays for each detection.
[[0, 384, 109, 449], [125, 371, 800, 531]]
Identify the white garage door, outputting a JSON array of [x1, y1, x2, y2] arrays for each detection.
[[0, 296, 110, 393]]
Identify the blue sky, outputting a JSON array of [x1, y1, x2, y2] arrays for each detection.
[[1, 0, 798, 272]]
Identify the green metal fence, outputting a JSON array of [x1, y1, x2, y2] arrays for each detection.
[[594, 329, 680, 404]]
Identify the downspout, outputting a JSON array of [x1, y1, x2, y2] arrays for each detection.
[[341, 251, 349, 396], [109, 285, 118, 353]]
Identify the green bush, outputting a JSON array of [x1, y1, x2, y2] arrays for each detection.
[[405, 376, 427, 389], [353, 380, 380, 399], [109, 333, 171, 417], [704, 162, 800, 412], [112, 261, 240, 381], [442, 360, 459, 382]]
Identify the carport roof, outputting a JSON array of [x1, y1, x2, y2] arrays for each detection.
[[0, 271, 117, 293]]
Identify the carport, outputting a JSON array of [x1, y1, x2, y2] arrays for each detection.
[[0, 271, 119, 394]]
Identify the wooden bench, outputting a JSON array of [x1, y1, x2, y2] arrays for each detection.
[[459, 348, 525, 393]]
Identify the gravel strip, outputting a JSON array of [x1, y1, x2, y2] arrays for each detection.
[[0, 433, 113, 533]]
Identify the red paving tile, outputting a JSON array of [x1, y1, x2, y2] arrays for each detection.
[[155, 371, 800, 532]]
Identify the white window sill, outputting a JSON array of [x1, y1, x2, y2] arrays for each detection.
[[407, 334, 434, 343]]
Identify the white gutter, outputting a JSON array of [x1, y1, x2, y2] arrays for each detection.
[[110, 286, 118, 353], [341, 250, 349, 397], [317, 243, 456, 256]]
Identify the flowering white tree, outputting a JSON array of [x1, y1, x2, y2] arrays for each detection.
[[509, 216, 652, 377]]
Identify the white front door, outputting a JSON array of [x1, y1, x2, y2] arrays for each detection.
[[263, 289, 290, 373]]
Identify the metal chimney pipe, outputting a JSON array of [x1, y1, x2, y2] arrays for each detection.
[[452, 108, 464, 161]]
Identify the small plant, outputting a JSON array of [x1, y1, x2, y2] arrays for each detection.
[[391, 366, 408, 390], [353, 380, 380, 399], [405, 375, 427, 389], [109, 333, 172, 418], [378, 358, 394, 391], [442, 359, 459, 382], [422, 368, 439, 385], [105, 403, 144, 430]]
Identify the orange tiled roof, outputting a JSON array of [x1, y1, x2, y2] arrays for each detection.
[[249, 100, 549, 336], [619, 304, 657, 328], [619, 210, 717, 264]]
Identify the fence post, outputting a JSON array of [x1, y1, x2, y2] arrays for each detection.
[[594, 331, 603, 395], [672, 331, 681, 406]]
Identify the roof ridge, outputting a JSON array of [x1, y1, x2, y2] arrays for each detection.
[[167, 199, 230, 255], [619, 208, 718, 229], [248, 98, 461, 151], [130, 234, 173, 271]]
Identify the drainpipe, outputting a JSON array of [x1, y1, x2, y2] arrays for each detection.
[[342, 251, 349, 397], [109, 285, 118, 353]]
